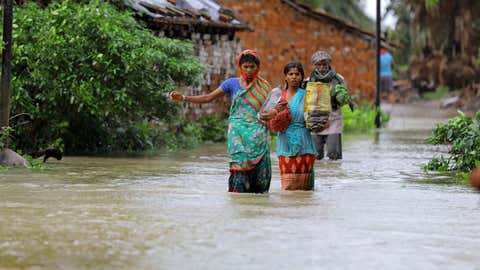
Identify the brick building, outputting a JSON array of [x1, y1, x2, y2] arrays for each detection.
[[129, 0, 387, 117], [219, 0, 380, 100], [127, 0, 251, 117]]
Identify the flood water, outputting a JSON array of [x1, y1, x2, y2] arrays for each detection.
[[1, 104, 480, 269]]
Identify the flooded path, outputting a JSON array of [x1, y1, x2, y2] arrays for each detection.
[[1, 103, 480, 269]]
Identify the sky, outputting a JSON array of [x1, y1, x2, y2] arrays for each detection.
[[362, 0, 397, 29]]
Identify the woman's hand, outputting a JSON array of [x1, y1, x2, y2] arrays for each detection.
[[259, 109, 277, 121], [169, 91, 185, 102], [274, 99, 288, 112]]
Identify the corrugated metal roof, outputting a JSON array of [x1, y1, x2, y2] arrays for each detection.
[[125, 0, 247, 29]]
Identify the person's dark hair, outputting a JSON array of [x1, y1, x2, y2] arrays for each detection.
[[283, 62, 305, 89], [239, 54, 260, 66], [283, 62, 305, 79]]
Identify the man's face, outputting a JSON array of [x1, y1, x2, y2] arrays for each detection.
[[314, 60, 330, 74], [240, 61, 258, 77]]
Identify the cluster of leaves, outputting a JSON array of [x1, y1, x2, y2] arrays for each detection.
[[422, 85, 460, 100], [300, 0, 373, 30], [342, 102, 390, 133], [0, 127, 13, 150], [196, 115, 228, 143], [6, 0, 204, 154], [425, 0, 440, 9], [425, 111, 480, 172]]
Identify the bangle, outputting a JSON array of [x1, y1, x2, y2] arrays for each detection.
[[182, 95, 187, 102]]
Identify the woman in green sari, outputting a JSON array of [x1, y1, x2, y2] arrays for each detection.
[[169, 50, 272, 193]]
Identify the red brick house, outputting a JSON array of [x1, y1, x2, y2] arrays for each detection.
[[219, 0, 381, 100], [129, 0, 388, 117], [127, 0, 251, 117]]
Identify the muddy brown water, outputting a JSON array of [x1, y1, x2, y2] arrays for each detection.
[[1, 104, 480, 269]]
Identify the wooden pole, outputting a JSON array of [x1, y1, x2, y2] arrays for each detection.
[[1, 0, 13, 146], [375, 0, 382, 128]]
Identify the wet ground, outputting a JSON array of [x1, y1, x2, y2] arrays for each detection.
[[1, 103, 480, 270]]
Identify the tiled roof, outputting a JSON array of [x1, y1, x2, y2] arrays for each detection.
[[126, 0, 250, 30]]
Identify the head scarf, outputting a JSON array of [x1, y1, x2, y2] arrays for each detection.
[[311, 50, 332, 64], [237, 49, 260, 81]]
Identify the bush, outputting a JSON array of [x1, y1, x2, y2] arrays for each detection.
[[6, 0, 203, 154], [342, 102, 389, 133], [196, 115, 228, 143], [425, 111, 480, 172]]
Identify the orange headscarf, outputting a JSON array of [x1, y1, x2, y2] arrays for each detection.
[[236, 49, 260, 81]]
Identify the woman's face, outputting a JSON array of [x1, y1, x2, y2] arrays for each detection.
[[240, 61, 258, 78], [314, 60, 330, 74], [285, 67, 303, 88]]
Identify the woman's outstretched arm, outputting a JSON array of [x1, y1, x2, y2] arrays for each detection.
[[169, 87, 225, 104]]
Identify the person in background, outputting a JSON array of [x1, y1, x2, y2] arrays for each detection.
[[380, 46, 396, 99], [307, 51, 351, 160], [262, 62, 317, 190], [169, 49, 272, 193]]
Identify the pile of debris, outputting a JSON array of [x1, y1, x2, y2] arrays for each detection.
[[459, 83, 480, 112]]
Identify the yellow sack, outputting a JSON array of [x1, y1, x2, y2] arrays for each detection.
[[304, 82, 331, 132], [305, 82, 331, 112]]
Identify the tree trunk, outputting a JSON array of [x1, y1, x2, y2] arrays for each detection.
[[1, 0, 13, 147]]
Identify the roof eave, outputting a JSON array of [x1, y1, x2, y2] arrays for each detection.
[[281, 0, 401, 48]]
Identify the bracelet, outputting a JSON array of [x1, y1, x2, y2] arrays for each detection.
[[182, 95, 187, 102]]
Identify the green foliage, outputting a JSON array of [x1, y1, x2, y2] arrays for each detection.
[[424, 111, 480, 172], [6, 1, 203, 154], [425, 0, 440, 9], [196, 115, 228, 143], [342, 102, 390, 133], [332, 84, 350, 106], [422, 86, 455, 100], [301, 0, 374, 30], [24, 154, 49, 169], [0, 127, 13, 150]]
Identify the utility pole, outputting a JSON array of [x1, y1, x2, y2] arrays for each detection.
[[375, 0, 381, 128], [1, 0, 13, 146]]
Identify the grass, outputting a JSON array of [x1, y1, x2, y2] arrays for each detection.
[[423, 85, 460, 100]]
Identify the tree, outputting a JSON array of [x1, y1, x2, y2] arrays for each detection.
[[1, 0, 13, 147], [5, 1, 203, 154], [390, 0, 480, 91], [300, 0, 374, 30]]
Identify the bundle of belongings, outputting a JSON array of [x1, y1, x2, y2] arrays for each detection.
[[258, 87, 291, 133], [304, 82, 331, 132], [269, 98, 291, 132], [303, 78, 351, 133]]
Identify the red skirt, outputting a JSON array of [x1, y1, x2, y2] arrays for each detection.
[[279, 154, 315, 190]]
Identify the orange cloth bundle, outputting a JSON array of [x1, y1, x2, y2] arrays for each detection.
[[269, 98, 291, 133]]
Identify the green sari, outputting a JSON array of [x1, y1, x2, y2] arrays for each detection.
[[227, 76, 271, 193]]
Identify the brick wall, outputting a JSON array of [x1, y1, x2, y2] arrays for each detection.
[[154, 30, 241, 118], [219, 0, 376, 100], [186, 33, 241, 117]]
